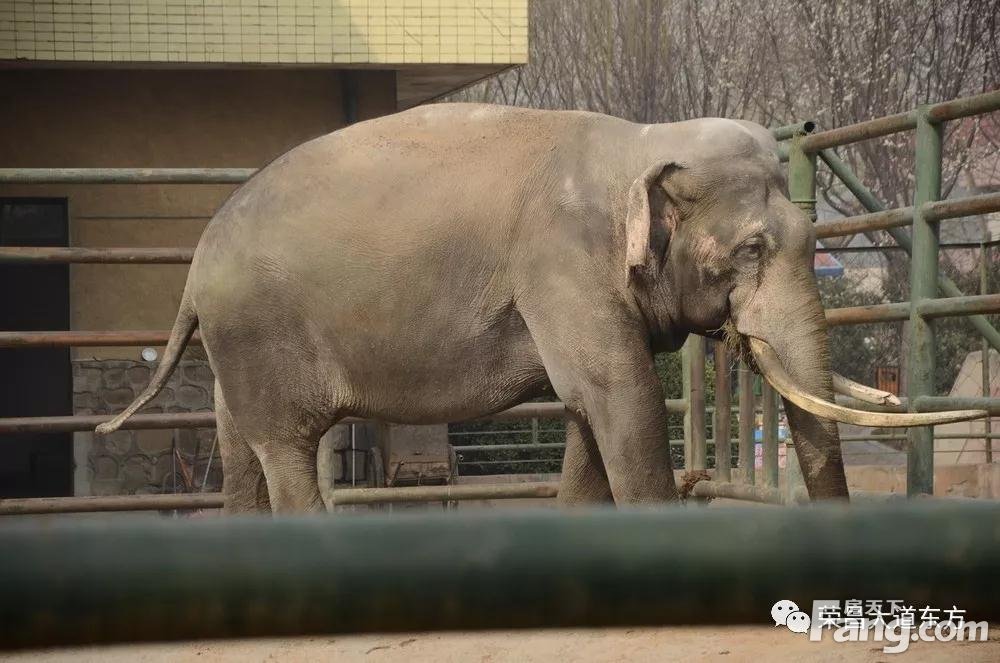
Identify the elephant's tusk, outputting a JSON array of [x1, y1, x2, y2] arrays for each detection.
[[749, 337, 986, 428], [831, 373, 902, 407]]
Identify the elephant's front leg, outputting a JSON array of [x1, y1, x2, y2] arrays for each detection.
[[558, 417, 613, 506], [581, 360, 679, 504], [533, 325, 679, 505]]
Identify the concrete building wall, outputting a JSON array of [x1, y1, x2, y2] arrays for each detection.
[[1, 66, 395, 360]]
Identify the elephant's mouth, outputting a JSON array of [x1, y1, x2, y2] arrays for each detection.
[[718, 318, 986, 427], [718, 318, 758, 372]]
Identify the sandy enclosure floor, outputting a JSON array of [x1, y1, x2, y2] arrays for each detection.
[[5, 626, 999, 663]]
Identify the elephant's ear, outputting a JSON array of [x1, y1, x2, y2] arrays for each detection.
[[625, 161, 682, 283]]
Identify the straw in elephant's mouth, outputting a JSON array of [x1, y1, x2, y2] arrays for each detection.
[[719, 318, 758, 374]]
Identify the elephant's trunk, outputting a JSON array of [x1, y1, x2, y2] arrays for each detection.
[[739, 287, 850, 500], [732, 263, 984, 501]]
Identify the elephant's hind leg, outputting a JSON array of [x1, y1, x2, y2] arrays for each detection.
[[558, 417, 614, 506], [222, 399, 332, 515], [216, 386, 271, 514]]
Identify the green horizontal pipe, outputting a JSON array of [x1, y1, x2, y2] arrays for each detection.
[[813, 191, 1000, 239], [802, 111, 917, 152], [825, 301, 910, 325], [770, 120, 816, 142], [801, 90, 1000, 152], [2, 503, 999, 648], [819, 149, 1000, 354], [926, 89, 1000, 123], [0, 167, 256, 184], [914, 397, 1000, 416], [917, 294, 1000, 319], [923, 191, 1000, 222], [815, 207, 913, 239]]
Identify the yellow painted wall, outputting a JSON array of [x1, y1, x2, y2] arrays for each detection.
[[0, 67, 396, 359], [0, 0, 528, 65]]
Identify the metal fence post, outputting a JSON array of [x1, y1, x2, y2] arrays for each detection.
[[788, 135, 818, 221], [713, 344, 732, 481], [762, 382, 780, 489], [982, 234, 993, 464], [907, 107, 943, 496], [682, 341, 692, 469], [682, 336, 707, 470], [737, 362, 756, 484], [782, 134, 814, 497]]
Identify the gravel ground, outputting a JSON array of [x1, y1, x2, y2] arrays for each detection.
[[5, 626, 999, 663]]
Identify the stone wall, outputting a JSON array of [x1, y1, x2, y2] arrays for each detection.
[[72, 359, 219, 496]]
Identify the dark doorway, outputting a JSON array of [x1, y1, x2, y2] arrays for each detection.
[[0, 199, 73, 497]]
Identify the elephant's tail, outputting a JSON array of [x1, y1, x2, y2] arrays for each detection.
[[95, 289, 198, 436]]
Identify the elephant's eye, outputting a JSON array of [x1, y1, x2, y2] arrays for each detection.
[[735, 237, 765, 262]]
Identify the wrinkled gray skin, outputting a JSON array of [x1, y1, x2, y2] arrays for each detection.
[[104, 103, 849, 513]]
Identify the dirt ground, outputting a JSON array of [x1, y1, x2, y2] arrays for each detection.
[[5, 626, 999, 663]]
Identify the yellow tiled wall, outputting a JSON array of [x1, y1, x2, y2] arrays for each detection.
[[0, 0, 528, 65]]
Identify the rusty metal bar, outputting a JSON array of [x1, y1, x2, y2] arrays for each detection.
[[926, 89, 1000, 122], [0, 400, 689, 434], [913, 396, 1000, 416], [813, 192, 1000, 239], [923, 191, 1000, 222], [0, 411, 217, 433], [690, 480, 790, 505], [814, 207, 913, 239], [0, 330, 199, 347], [0, 167, 256, 184], [332, 482, 560, 505], [770, 120, 816, 142], [0, 247, 195, 264], [825, 302, 911, 326], [0, 482, 563, 515], [917, 294, 1000, 319], [0, 493, 224, 515], [801, 111, 917, 152], [800, 89, 1000, 153]]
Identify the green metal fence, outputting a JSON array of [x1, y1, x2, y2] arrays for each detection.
[[775, 90, 1000, 497], [1, 502, 999, 648]]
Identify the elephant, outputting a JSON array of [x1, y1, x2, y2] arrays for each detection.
[[96, 103, 984, 513]]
